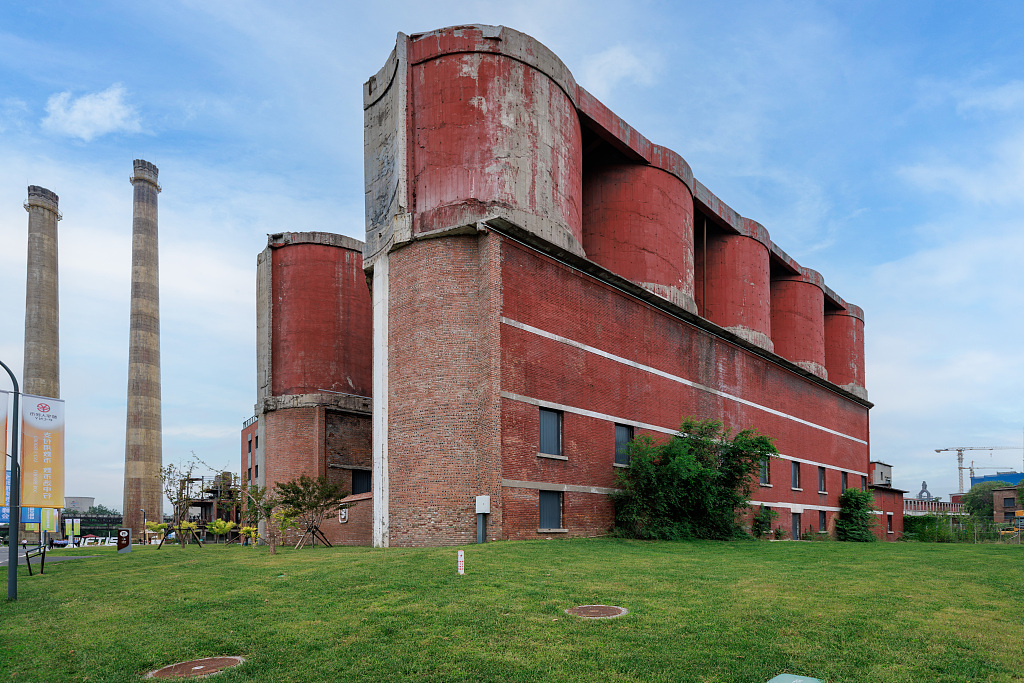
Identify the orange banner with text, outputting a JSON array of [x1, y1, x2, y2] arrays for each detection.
[[20, 394, 64, 509], [0, 389, 8, 507]]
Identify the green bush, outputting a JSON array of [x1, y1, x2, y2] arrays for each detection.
[[835, 488, 877, 542], [612, 417, 778, 540], [751, 505, 778, 539]]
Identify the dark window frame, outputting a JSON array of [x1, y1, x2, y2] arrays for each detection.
[[792, 461, 801, 489], [539, 490, 563, 530], [614, 424, 633, 466], [819, 510, 826, 532], [760, 459, 771, 486], [539, 408, 563, 456], [352, 469, 372, 495], [818, 466, 827, 493], [841, 471, 848, 491]]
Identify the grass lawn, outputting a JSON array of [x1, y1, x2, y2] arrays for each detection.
[[2, 537, 1023, 682]]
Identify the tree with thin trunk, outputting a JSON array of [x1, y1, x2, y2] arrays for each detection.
[[274, 475, 350, 549]]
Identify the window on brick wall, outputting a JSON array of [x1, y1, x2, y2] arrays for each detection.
[[247, 467, 251, 482], [792, 461, 801, 489], [352, 470, 371, 495], [539, 490, 563, 530], [792, 512, 801, 540], [255, 435, 258, 449], [248, 436, 252, 454], [1004, 497, 1016, 508], [861, 475, 867, 491], [614, 424, 633, 465], [539, 409, 562, 456], [841, 471, 848, 491], [1005, 512, 1015, 522], [887, 513, 893, 533], [254, 464, 258, 478], [818, 466, 826, 493], [760, 459, 771, 486], [819, 510, 826, 531]]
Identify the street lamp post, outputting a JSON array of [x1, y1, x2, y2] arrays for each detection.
[[141, 509, 146, 544], [1, 358, 22, 601]]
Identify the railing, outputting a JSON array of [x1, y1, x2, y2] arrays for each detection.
[[904, 499, 964, 516], [242, 415, 257, 429]]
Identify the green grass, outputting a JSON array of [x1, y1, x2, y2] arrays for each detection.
[[2, 538, 1023, 682]]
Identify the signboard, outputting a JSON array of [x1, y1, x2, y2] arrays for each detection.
[[20, 394, 65, 508], [21, 506, 40, 523], [25, 523, 38, 532], [117, 528, 131, 553], [0, 389, 7, 506], [457, 549, 465, 575]]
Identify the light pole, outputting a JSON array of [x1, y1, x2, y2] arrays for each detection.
[[1, 358, 22, 601], [140, 509, 146, 544]]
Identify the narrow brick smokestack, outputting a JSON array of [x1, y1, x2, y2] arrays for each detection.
[[23, 186, 61, 399], [123, 160, 162, 536]]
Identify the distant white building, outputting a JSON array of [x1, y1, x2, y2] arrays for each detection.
[[63, 497, 95, 513]]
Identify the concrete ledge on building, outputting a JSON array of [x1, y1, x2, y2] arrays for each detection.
[[538, 528, 568, 534], [760, 483, 773, 488], [267, 231, 364, 252], [792, 488, 803, 492], [613, 463, 629, 468], [341, 492, 373, 504], [537, 452, 568, 461], [261, 392, 372, 415]]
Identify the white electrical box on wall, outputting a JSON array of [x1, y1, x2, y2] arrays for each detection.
[[476, 495, 490, 514]]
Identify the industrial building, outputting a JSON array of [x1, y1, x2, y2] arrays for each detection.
[[244, 24, 887, 546]]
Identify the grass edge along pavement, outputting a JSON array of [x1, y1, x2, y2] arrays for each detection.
[[2, 539, 1023, 682]]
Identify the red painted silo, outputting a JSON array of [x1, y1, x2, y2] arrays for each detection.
[[702, 223, 773, 351], [825, 305, 866, 397], [770, 268, 827, 379], [270, 235, 373, 398], [582, 164, 695, 312], [409, 29, 583, 252]]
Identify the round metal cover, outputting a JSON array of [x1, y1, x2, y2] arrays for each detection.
[[565, 604, 629, 619], [146, 656, 246, 679]]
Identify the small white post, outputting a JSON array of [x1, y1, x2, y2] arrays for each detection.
[[457, 549, 465, 575]]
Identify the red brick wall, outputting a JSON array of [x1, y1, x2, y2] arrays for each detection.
[[271, 243, 372, 397], [871, 487, 904, 541], [385, 233, 503, 546], [263, 406, 372, 546], [499, 237, 869, 538]]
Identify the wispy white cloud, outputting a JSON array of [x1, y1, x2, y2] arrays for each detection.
[[578, 45, 657, 100], [41, 83, 141, 141], [899, 129, 1024, 206], [955, 80, 1024, 114]]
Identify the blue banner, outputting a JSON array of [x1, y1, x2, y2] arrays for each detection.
[[21, 506, 40, 523]]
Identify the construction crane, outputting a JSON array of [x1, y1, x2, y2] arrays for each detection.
[[935, 447, 1024, 493]]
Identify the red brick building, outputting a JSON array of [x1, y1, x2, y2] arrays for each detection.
[[246, 24, 884, 547]]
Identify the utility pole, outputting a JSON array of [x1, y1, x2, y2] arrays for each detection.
[[1, 358, 22, 600]]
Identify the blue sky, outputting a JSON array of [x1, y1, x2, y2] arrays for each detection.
[[3, 1, 1024, 510]]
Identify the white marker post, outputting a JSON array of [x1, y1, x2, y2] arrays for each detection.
[[457, 549, 465, 575]]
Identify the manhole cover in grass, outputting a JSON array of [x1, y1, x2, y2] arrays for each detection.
[[146, 656, 245, 679], [565, 604, 628, 619]]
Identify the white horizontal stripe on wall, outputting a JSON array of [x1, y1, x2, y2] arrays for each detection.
[[502, 317, 867, 445], [502, 391, 868, 477], [501, 479, 620, 495], [749, 500, 842, 513]]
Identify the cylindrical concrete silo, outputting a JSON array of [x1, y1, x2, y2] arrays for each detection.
[[409, 28, 583, 253], [123, 160, 163, 538], [582, 164, 696, 313], [770, 268, 827, 379], [23, 186, 61, 399], [825, 305, 866, 399], [266, 233, 373, 398], [702, 222, 773, 351]]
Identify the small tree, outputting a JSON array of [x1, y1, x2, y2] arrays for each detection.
[[1016, 480, 1024, 509], [275, 475, 350, 549], [241, 484, 288, 554], [962, 481, 1011, 519], [750, 505, 778, 539], [85, 504, 120, 516], [157, 458, 206, 548], [835, 488, 877, 542], [611, 417, 778, 540], [206, 519, 237, 544]]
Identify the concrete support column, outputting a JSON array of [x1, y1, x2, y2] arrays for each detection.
[[123, 160, 163, 537], [23, 186, 61, 399]]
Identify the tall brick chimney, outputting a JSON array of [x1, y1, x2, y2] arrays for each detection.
[[123, 159, 163, 536], [22, 186, 61, 399]]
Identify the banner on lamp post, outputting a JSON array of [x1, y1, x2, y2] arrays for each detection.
[[41, 507, 58, 532], [1, 470, 8, 523], [20, 394, 64, 509], [0, 389, 8, 507]]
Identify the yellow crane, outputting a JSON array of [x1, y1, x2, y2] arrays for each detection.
[[934, 446, 1023, 493]]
